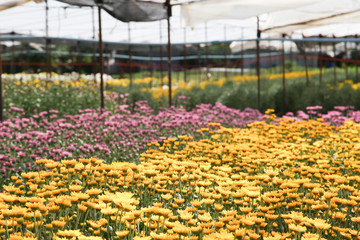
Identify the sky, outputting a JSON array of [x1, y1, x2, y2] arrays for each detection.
[[0, 0, 259, 44]]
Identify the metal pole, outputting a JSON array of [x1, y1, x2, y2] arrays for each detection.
[[282, 34, 286, 113], [176, 65, 180, 82], [183, 28, 187, 83], [205, 22, 209, 80], [224, 25, 228, 79], [289, 40, 293, 72], [256, 17, 261, 110], [197, 44, 201, 82], [304, 47, 310, 87], [344, 40, 348, 80], [332, 35, 337, 85], [0, 34, 3, 122], [241, 28, 244, 76], [159, 21, 164, 85], [91, 6, 96, 82], [19, 42, 24, 73], [149, 45, 153, 87], [268, 39, 272, 74], [318, 35, 323, 85], [128, 23, 133, 87], [166, 0, 172, 107], [300, 34, 310, 87], [98, 6, 105, 110], [76, 41, 81, 76], [356, 39, 359, 83], [11, 39, 15, 74], [45, 0, 51, 80]]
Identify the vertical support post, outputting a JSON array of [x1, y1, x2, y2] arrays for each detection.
[[0, 34, 3, 122], [176, 65, 180, 82], [344, 40, 348, 80], [166, 0, 172, 107], [241, 28, 244, 76], [98, 5, 105, 110], [46, 39, 52, 76], [197, 44, 201, 82], [282, 34, 286, 113], [45, 0, 51, 80], [91, 6, 96, 82], [268, 39, 272, 74], [11, 39, 15, 74], [318, 35, 323, 85], [159, 21, 164, 85], [356, 39, 359, 83], [224, 25, 228, 79], [332, 35, 337, 85], [128, 23, 133, 87], [149, 45, 153, 87], [19, 42, 24, 73], [183, 28, 187, 83], [289, 39, 293, 72], [256, 17, 261, 110], [303, 46, 310, 87], [301, 34, 310, 87], [205, 22, 209, 80], [76, 41, 81, 76]]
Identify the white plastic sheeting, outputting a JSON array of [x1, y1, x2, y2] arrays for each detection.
[[0, 0, 42, 11], [299, 22, 360, 37], [229, 40, 297, 53], [180, 0, 324, 27], [261, 0, 360, 34]]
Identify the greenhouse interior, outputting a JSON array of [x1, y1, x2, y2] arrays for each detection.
[[3, 0, 360, 113], [2, 1, 360, 240]]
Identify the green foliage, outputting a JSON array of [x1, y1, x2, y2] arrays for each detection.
[[201, 68, 360, 115], [3, 68, 360, 119], [285, 60, 298, 71], [3, 79, 108, 117]]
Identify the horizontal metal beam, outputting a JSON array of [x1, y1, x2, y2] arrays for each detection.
[[1, 34, 360, 48]]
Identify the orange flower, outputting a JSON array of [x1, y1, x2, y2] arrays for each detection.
[[56, 229, 82, 238], [301, 232, 324, 240], [161, 193, 173, 201], [69, 185, 83, 192], [178, 210, 193, 221], [289, 223, 306, 233], [150, 232, 177, 240], [198, 212, 212, 222], [101, 207, 118, 216], [310, 218, 331, 231], [214, 203, 223, 211], [116, 230, 130, 238], [241, 217, 255, 227], [203, 198, 215, 205], [190, 226, 202, 233], [86, 188, 102, 197], [172, 222, 191, 235], [190, 199, 203, 208]]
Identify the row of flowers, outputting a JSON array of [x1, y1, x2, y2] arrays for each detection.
[[2, 71, 320, 102], [1, 114, 360, 239], [1, 101, 360, 187], [0, 99, 262, 187]]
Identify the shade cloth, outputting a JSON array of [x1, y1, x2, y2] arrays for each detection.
[[57, 0, 168, 22]]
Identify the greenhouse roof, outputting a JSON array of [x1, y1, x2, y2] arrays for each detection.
[[2, 0, 360, 45]]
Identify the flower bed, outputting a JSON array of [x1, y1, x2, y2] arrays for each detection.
[[1, 116, 360, 239], [0, 102, 262, 187]]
